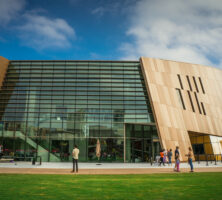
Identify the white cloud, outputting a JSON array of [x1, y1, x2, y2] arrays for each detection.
[[0, 0, 76, 50], [91, 0, 137, 17], [0, 0, 25, 25], [91, 7, 105, 16], [120, 0, 222, 68], [90, 52, 102, 59], [18, 13, 76, 50]]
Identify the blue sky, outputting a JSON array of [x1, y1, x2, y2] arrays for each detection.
[[0, 0, 222, 68]]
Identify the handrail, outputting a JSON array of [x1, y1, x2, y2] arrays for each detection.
[[36, 156, 42, 165], [12, 156, 42, 165], [195, 153, 222, 166]]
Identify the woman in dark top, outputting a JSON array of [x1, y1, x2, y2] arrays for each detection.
[[167, 149, 172, 166], [174, 146, 179, 171]]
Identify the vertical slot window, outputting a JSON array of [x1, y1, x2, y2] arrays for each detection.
[[194, 92, 202, 114], [177, 74, 183, 89], [201, 102, 206, 115], [175, 88, 186, 110], [192, 76, 199, 93], [186, 75, 192, 91], [187, 91, 195, 112], [198, 77, 205, 94]]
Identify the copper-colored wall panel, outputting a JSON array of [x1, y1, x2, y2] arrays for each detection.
[[141, 57, 222, 161], [0, 56, 9, 89]]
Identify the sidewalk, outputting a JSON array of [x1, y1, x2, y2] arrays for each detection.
[[0, 161, 222, 174]]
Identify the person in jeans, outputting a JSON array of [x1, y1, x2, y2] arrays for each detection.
[[174, 146, 179, 171], [167, 149, 172, 166], [186, 147, 194, 172], [72, 145, 80, 173], [176, 155, 180, 172]]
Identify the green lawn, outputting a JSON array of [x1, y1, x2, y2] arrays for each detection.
[[0, 173, 222, 200]]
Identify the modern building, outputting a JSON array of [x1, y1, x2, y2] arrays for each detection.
[[0, 56, 222, 162]]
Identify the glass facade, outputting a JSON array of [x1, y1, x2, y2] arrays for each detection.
[[0, 60, 160, 162]]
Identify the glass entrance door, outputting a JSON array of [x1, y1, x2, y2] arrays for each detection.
[[131, 138, 143, 162], [51, 140, 69, 161], [130, 138, 152, 162], [125, 124, 160, 162]]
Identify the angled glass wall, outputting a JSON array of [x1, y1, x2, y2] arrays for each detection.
[[0, 61, 159, 162]]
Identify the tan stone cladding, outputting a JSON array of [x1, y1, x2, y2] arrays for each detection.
[[140, 57, 222, 161], [0, 56, 9, 89]]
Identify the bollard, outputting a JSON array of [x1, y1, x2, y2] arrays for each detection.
[[198, 154, 200, 164], [215, 155, 217, 165]]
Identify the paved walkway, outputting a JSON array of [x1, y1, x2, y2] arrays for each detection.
[[0, 161, 222, 174]]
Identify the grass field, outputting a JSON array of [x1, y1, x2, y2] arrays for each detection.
[[0, 173, 222, 200]]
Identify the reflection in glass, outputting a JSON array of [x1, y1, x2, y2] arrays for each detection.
[[0, 61, 156, 162]]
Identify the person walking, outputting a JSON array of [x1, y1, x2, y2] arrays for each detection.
[[159, 150, 165, 166], [174, 146, 179, 171], [72, 145, 80, 173], [186, 147, 194, 172], [167, 149, 172, 166]]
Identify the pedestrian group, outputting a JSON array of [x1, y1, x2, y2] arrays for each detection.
[[70, 145, 194, 173], [159, 146, 194, 172]]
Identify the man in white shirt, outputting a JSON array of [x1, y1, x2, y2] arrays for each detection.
[[72, 145, 80, 173]]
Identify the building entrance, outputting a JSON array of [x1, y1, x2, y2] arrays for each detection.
[[189, 132, 222, 161], [51, 140, 70, 161], [125, 124, 160, 163], [130, 138, 151, 162]]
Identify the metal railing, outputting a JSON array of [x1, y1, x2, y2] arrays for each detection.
[[149, 154, 222, 166], [0, 155, 42, 165], [195, 154, 222, 166], [15, 156, 42, 165], [34, 156, 42, 165], [150, 154, 160, 166]]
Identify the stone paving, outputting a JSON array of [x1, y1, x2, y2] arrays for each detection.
[[0, 161, 222, 169], [0, 161, 222, 174]]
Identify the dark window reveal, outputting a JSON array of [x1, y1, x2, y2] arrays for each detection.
[[194, 92, 202, 114], [192, 76, 199, 92], [201, 102, 206, 115], [186, 75, 192, 91], [187, 91, 195, 112], [177, 74, 183, 89], [176, 88, 186, 110], [199, 77, 205, 94]]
